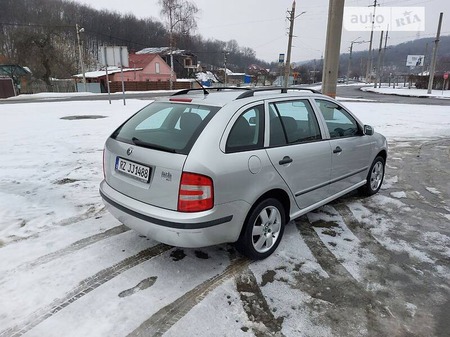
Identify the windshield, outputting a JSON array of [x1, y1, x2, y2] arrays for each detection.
[[112, 102, 220, 154]]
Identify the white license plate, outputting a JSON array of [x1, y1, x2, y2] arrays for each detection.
[[115, 157, 151, 183]]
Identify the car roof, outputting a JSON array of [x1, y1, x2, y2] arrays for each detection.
[[165, 87, 328, 107]]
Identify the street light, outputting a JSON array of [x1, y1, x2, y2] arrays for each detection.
[[76, 24, 87, 92]]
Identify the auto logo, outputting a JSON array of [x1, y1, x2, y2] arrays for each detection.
[[126, 147, 133, 156]]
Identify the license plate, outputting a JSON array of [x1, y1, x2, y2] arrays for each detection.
[[115, 157, 151, 183]]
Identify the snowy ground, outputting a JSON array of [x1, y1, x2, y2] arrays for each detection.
[[361, 85, 450, 99], [1, 97, 449, 336]]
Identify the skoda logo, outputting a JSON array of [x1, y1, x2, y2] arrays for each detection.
[[126, 147, 133, 156]]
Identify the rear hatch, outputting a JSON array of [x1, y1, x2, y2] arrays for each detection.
[[104, 100, 220, 211]]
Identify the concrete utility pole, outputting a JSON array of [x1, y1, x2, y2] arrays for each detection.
[[284, 1, 296, 88], [346, 37, 366, 84], [365, 0, 378, 83], [322, 0, 345, 98], [374, 31, 384, 89], [380, 28, 389, 78], [427, 12, 443, 94]]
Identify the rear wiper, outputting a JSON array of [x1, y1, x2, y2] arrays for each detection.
[[131, 137, 177, 153]]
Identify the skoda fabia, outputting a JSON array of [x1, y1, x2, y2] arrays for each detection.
[[100, 88, 387, 259]]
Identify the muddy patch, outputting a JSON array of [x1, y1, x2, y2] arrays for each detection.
[[170, 249, 186, 261], [118, 276, 157, 298], [54, 178, 79, 185], [60, 115, 107, 120], [194, 250, 209, 259]]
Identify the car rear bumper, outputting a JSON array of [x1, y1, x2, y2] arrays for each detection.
[[99, 180, 248, 248]]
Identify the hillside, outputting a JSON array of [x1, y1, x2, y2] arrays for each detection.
[[0, 0, 269, 85], [341, 35, 450, 76], [294, 35, 450, 83]]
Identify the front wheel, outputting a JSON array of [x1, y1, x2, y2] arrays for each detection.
[[360, 156, 385, 196], [235, 198, 285, 260]]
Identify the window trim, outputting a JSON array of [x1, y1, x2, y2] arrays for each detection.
[[220, 103, 265, 154], [313, 98, 365, 140]]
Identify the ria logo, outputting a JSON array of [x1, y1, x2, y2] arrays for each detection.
[[344, 7, 425, 32]]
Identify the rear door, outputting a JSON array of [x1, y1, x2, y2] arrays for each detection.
[[314, 99, 374, 196], [265, 98, 332, 209]]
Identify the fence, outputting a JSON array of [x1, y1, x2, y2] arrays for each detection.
[[108, 81, 191, 93]]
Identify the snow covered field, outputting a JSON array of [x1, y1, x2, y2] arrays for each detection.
[[1, 98, 449, 336]]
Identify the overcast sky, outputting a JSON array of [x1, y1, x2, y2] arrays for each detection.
[[72, 0, 450, 63]]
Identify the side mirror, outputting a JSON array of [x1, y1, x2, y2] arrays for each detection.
[[364, 125, 374, 136]]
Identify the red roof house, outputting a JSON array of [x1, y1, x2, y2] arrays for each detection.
[[120, 53, 175, 82]]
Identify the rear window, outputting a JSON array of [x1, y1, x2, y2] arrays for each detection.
[[111, 102, 219, 154]]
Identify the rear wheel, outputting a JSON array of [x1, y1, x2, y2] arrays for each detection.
[[360, 156, 385, 196], [235, 198, 285, 260]]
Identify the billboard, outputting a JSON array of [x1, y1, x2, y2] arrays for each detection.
[[406, 55, 424, 67], [99, 46, 129, 67]]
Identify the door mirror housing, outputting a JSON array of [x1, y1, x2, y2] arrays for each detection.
[[364, 125, 374, 136]]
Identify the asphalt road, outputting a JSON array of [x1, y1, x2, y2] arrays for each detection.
[[2, 85, 450, 105]]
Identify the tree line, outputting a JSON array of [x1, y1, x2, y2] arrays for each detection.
[[0, 0, 269, 86]]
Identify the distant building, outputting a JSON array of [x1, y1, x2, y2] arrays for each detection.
[[136, 47, 198, 79], [0, 64, 32, 95]]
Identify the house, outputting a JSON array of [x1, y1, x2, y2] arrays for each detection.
[[125, 53, 174, 82], [136, 47, 198, 79], [0, 64, 32, 94]]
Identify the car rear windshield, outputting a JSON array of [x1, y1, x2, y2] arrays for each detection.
[[111, 102, 220, 154]]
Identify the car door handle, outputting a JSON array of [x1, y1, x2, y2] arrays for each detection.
[[279, 156, 293, 165], [333, 146, 342, 154]]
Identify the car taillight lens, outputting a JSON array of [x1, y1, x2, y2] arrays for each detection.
[[178, 172, 214, 212]]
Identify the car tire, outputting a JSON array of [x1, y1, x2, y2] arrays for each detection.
[[235, 198, 285, 260], [360, 156, 385, 196]]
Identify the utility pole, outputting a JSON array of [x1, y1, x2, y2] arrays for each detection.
[[422, 42, 429, 75], [427, 12, 443, 94], [347, 37, 365, 84], [284, 1, 296, 88], [374, 31, 384, 89], [223, 51, 228, 86], [365, 0, 378, 83], [322, 0, 345, 98], [380, 28, 389, 78], [76, 24, 87, 92]]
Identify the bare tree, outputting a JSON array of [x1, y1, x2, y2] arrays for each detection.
[[158, 0, 199, 38], [158, 0, 199, 88]]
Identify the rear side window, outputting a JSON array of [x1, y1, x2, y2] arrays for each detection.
[[112, 102, 219, 154], [226, 105, 264, 153], [269, 99, 321, 146]]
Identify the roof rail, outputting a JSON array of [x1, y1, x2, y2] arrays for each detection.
[[171, 87, 252, 96], [236, 87, 321, 99]]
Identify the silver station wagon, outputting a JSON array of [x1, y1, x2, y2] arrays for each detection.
[[100, 88, 387, 259]]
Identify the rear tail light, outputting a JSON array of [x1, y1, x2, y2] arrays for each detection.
[[178, 172, 214, 212]]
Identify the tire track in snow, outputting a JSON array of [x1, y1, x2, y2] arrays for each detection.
[[1, 206, 105, 247], [296, 217, 356, 281], [0, 243, 171, 337], [0, 225, 130, 282], [235, 268, 285, 337], [127, 257, 251, 337]]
